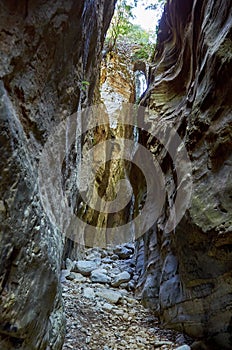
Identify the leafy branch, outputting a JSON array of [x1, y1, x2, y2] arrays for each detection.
[[105, 0, 166, 61]]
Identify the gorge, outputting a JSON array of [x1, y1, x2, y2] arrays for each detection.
[[0, 0, 232, 350]]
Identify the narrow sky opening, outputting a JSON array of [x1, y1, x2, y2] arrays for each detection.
[[131, 0, 164, 33]]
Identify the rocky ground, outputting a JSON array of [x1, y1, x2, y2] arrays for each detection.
[[61, 245, 192, 350]]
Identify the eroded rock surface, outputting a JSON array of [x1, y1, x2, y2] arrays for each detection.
[[134, 0, 232, 349], [0, 0, 115, 349]]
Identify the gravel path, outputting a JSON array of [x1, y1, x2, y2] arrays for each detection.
[[61, 247, 192, 350]]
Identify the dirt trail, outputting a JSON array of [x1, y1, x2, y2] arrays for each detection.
[[61, 247, 191, 350]]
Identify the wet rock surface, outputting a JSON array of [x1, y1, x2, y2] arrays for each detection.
[[62, 246, 192, 350]]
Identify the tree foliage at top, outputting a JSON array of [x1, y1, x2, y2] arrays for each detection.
[[106, 0, 137, 51], [145, 0, 166, 11], [105, 0, 166, 61]]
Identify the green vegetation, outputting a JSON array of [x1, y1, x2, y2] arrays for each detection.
[[106, 0, 137, 51], [145, 0, 166, 11], [105, 0, 166, 61], [127, 25, 153, 60], [80, 80, 90, 91]]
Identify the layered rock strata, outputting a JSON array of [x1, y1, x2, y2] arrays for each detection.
[[135, 0, 232, 349]]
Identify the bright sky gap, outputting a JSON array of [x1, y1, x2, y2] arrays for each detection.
[[131, 0, 165, 32]]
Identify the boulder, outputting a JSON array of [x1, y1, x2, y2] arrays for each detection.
[[111, 271, 131, 287], [96, 289, 122, 304], [175, 346, 191, 350], [113, 246, 132, 259], [102, 303, 114, 312], [66, 272, 87, 283], [60, 269, 71, 283], [91, 269, 111, 283], [65, 258, 75, 271], [83, 287, 95, 300], [72, 260, 100, 276]]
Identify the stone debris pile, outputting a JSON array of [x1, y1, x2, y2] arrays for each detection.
[[61, 244, 192, 350]]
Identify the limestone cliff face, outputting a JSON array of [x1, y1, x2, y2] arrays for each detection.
[[135, 0, 232, 349], [101, 45, 135, 107], [74, 45, 136, 248], [0, 0, 115, 349]]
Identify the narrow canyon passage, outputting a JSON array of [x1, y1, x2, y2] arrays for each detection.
[[0, 1, 231, 350]]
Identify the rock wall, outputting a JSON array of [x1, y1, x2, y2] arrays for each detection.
[[135, 0, 232, 349], [0, 0, 115, 349], [74, 44, 136, 248]]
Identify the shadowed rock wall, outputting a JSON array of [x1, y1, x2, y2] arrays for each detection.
[[135, 0, 232, 348], [0, 0, 115, 349]]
